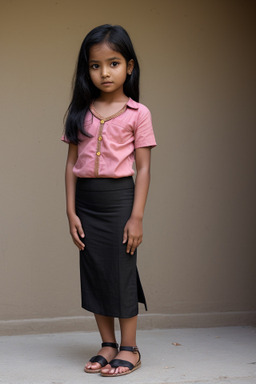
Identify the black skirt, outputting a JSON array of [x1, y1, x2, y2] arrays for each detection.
[[75, 176, 147, 318]]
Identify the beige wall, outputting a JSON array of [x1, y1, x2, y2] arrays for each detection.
[[1, 0, 256, 334]]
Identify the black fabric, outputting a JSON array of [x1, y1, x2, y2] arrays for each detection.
[[76, 177, 147, 318]]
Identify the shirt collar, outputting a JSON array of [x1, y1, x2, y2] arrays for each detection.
[[126, 98, 139, 110]]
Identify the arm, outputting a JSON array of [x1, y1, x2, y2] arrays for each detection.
[[123, 147, 151, 255], [65, 143, 85, 251]]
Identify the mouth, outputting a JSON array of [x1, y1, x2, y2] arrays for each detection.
[[101, 81, 113, 85]]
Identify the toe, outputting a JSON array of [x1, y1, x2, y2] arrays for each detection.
[[101, 363, 111, 373], [85, 362, 100, 371]]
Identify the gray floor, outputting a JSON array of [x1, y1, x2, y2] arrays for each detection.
[[1, 327, 256, 384]]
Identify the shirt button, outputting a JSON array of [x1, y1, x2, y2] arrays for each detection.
[[96, 151, 101, 156], [100, 119, 104, 124], [98, 136, 102, 141]]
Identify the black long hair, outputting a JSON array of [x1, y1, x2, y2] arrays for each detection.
[[64, 24, 140, 144]]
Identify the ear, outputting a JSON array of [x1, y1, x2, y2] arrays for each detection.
[[127, 59, 135, 75]]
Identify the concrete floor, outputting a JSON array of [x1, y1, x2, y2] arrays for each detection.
[[0, 327, 256, 384]]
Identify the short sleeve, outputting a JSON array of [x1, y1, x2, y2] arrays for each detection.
[[134, 106, 156, 149], [61, 134, 70, 144]]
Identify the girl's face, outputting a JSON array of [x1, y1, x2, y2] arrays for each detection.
[[88, 42, 134, 97]]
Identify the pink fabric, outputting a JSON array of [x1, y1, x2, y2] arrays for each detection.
[[61, 98, 156, 178]]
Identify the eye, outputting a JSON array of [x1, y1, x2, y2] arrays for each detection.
[[111, 61, 119, 67], [90, 64, 99, 70]]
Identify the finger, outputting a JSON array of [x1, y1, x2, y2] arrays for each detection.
[[130, 239, 139, 255], [123, 230, 128, 244], [76, 240, 85, 251], [130, 236, 143, 255], [71, 231, 85, 250], [126, 237, 134, 254], [137, 236, 143, 246], [73, 238, 85, 251], [77, 223, 85, 239]]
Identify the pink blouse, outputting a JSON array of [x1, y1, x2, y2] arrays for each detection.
[[61, 98, 156, 178]]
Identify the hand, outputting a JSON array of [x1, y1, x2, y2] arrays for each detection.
[[123, 216, 143, 255], [68, 213, 85, 251]]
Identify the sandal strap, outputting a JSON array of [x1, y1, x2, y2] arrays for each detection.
[[119, 345, 141, 364], [89, 354, 108, 367], [107, 346, 141, 371], [88, 343, 118, 368], [101, 342, 119, 349], [109, 358, 134, 370], [120, 346, 139, 353]]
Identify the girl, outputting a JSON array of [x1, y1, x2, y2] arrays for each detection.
[[62, 24, 156, 377]]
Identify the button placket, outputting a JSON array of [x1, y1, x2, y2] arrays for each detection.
[[90, 103, 128, 177], [95, 120, 104, 176]]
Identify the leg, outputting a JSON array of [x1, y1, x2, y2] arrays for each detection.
[[85, 314, 118, 372], [95, 313, 116, 343], [101, 315, 140, 375]]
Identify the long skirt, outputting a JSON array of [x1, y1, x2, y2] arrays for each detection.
[[75, 176, 147, 318]]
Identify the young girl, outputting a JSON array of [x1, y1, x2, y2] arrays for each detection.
[[62, 24, 156, 377]]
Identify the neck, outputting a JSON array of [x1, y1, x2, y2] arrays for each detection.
[[98, 90, 128, 104]]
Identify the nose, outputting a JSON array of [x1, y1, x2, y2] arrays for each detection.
[[101, 66, 110, 78]]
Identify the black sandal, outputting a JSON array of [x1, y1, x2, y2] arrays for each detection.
[[100, 346, 141, 377], [84, 342, 119, 373]]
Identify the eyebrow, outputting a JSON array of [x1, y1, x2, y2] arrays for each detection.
[[89, 57, 122, 63]]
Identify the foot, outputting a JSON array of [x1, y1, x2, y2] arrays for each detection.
[[85, 344, 118, 372], [101, 348, 140, 376]]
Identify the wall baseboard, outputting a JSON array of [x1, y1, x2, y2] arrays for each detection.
[[1, 311, 256, 336]]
